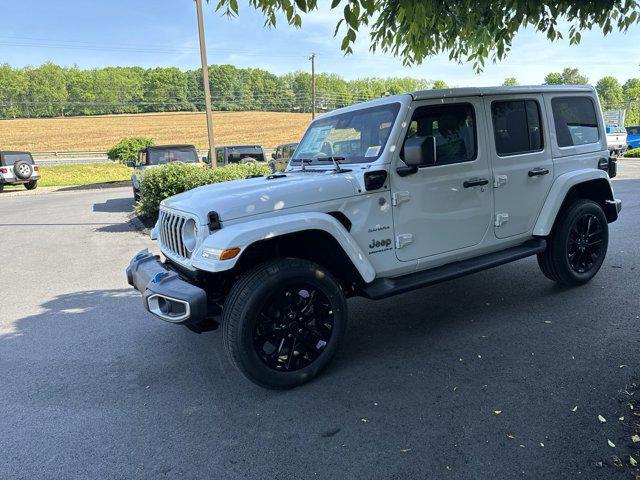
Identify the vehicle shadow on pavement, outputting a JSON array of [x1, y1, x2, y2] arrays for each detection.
[[93, 196, 134, 213], [2, 274, 637, 478]]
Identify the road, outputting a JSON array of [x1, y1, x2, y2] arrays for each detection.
[[1, 179, 639, 480]]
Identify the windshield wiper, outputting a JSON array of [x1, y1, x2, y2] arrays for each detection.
[[325, 156, 348, 173], [292, 156, 350, 173]]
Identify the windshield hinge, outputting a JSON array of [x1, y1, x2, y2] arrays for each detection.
[[392, 191, 411, 206], [395, 233, 414, 249], [495, 213, 509, 227], [493, 175, 508, 188]]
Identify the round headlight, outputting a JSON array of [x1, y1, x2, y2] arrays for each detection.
[[182, 218, 198, 254]]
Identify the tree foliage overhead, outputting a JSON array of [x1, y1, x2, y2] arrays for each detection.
[[544, 67, 589, 85], [214, 0, 640, 70]]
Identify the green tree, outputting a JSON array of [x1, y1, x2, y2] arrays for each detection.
[[544, 68, 588, 85], [0, 63, 28, 118], [212, 1, 640, 70], [502, 77, 518, 86], [623, 78, 640, 125], [25, 62, 68, 117], [595, 76, 623, 109]]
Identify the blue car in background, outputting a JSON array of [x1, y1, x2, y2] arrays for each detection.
[[626, 126, 640, 150]]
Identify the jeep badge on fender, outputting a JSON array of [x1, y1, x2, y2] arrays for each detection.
[[126, 85, 621, 389]]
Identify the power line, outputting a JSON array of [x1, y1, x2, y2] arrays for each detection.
[[0, 36, 309, 59]]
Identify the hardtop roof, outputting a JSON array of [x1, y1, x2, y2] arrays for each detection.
[[317, 84, 596, 120], [145, 144, 197, 151], [411, 84, 594, 101]]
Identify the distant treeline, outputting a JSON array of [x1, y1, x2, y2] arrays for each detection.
[[3, 63, 640, 124], [0, 62, 446, 119]]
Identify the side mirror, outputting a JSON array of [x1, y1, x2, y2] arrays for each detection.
[[403, 135, 437, 167], [203, 155, 211, 165], [126, 161, 135, 168], [271, 153, 277, 160]]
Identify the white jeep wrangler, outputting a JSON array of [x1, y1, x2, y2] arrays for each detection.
[[0, 151, 40, 192], [127, 86, 621, 389]]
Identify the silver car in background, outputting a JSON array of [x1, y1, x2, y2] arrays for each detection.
[[605, 126, 627, 156]]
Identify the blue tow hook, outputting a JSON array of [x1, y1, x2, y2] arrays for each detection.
[[153, 271, 170, 284], [134, 252, 147, 261]]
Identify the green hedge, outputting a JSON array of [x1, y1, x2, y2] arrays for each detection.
[[107, 137, 155, 164], [623, 147, 640, 158], [135, 162, 271, 218]]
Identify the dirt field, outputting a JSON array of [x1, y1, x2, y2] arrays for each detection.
[[0, 111, 312, 152]]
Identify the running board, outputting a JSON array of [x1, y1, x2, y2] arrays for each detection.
[[360, 239, 546, 300]]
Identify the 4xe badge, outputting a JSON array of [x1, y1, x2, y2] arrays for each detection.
[[368, 238, 393, 255]]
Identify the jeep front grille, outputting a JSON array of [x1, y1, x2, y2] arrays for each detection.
[[158, 209, 191, 260]]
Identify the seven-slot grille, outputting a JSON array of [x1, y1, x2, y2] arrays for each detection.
[[158, 209, 192, 260]]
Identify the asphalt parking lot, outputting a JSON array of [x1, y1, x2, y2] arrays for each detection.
[[1, 174, 639, 479]]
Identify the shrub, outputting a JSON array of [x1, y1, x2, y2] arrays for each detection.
[[135, 162, 271, 218], [623, 147, 640, 158], [107, 137, 155, 164]]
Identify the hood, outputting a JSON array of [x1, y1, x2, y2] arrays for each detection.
[[161, 171, 358, 223]]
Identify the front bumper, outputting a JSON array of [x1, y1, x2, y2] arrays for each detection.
[[126, 250, 211, 330]]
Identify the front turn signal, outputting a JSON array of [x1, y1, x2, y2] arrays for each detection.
[[219, 247, 241, 260]]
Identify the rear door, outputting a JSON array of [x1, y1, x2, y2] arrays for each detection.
[[484, 95, 553, 238]]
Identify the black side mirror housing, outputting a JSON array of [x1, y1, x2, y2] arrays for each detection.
[[271, 153, 277, 160], [126, 161, 135, 168], [403, 135, 436, 167], [397, 136, 437, 177]]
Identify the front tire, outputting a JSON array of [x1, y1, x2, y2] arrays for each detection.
[[24, 180, 37, 190], [537, 199, 608, 286], [222, 258, 348, 389]]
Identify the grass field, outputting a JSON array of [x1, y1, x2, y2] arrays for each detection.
[[0, 111, 312, 152], [3, 163, 132, 189]]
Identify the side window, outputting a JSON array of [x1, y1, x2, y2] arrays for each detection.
[[216, 149, 224, 164], [491, 100, 543, 156], [404, 103, 477, 166], [551, 96, 599, 147]]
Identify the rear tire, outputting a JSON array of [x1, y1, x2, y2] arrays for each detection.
[[537, 199, 608, 286], [0, 184, 4, 193], [24, 180, 37, 190], [222, 258, 348, 389], [133, 187, 140, 202]]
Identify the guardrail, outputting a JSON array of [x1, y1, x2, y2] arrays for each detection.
[[32, 147, 277, 165]]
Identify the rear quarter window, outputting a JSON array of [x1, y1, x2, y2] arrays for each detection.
[[551, 97, 600, 147]]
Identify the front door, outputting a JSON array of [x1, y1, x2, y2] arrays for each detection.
[[391, 97, 494, 262], [484, 95, 554, 238]]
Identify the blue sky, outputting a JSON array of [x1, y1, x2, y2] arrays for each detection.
[[1, 0, 638, 85]]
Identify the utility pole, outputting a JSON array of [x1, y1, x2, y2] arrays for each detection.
[[309, 53, 316, 119], [195, 0, 216, 167]]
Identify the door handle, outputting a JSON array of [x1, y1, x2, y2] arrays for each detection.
[[463, 178, 489, 188], [528, 167, 550, 177]]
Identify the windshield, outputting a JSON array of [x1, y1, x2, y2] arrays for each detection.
[[1, 153, 33, 166], [291, 102, 401, 165], [148, 148, 198, 165]]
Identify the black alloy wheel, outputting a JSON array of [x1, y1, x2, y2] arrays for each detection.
[[566, 212, 604, 274], [223, 258, 348, 389], [253, 285, 335, 372], [537, 199, 609, 286]]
